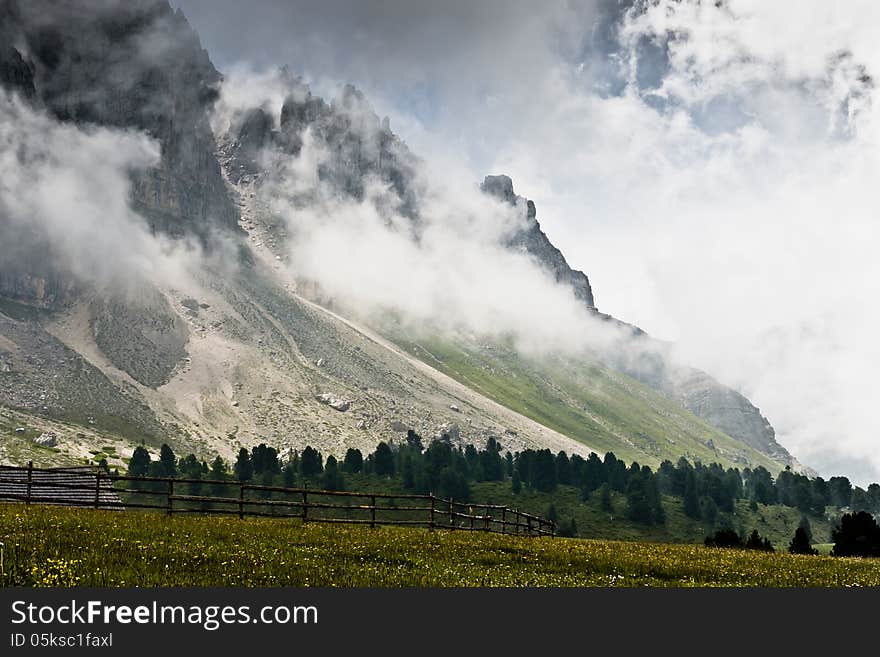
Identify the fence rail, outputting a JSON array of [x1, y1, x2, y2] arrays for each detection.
[[0, 463, 556, 537]]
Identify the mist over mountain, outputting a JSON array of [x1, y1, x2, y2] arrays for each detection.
[[171, 0, 880, 485], [5, 0, 873, 483]]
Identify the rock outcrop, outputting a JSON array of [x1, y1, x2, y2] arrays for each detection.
[[0, 46, 35, 98], [481, 175, 596, 309], [479, 175, 793, 466], [1, 0, 238, 241], [222, 74, 420, 216]]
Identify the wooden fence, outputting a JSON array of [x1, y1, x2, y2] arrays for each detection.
[[0, 463, 555, 537]]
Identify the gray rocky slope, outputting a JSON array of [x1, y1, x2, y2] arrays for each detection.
[[0, 0, 795, 471]]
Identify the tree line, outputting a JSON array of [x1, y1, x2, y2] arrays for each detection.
[[125, 432, 880, 556]]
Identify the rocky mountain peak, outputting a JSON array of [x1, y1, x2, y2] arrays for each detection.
[[480, 174, 517, 205], [1, 0, 237, 240], [480, 174, 595, 309]]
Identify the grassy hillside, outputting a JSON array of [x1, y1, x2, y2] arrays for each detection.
[[339, 473, 835, 549], [471, 482, 834, 548], [0, 406, 138, 471], [393, 335, 784, 472], [1, 503, 877, 587]]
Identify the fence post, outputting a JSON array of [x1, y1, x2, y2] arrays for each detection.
[[501, 507, 507, 534], [429, 495, 435, 532], [239, 483, 245, 520], [94, 471, 102, 509], [25, 461, 33, 506], [449, 498, 455, 530], [302, 490, 308, 523], [526, 516, 532, 536], [166, 479, 174, 517], [370, 495, 376, 529], [484, 506, 490, 531]]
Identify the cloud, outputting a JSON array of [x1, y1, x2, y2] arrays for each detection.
[[493, 0, 880, 483], [241, 108, 620, 357], [184, 0, 880, 483], [0, 91, 205, 296]]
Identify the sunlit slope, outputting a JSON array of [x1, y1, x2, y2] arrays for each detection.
[[393, 335, 785, 472]]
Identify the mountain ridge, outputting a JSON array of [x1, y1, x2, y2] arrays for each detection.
[[0, 0, 799, 476]]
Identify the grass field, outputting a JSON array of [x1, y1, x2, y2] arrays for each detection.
[[1, 503, 878, 587]]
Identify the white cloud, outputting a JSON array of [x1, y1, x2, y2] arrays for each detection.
[[195, 0, 880, 483], [490, 1, 880, 483], [248, 120, 621, 357], [0, 92, 205, 295]]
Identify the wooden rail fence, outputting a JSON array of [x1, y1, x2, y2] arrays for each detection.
[[0, 463, 556, 537]]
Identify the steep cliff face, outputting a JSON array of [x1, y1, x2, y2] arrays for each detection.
[[669, 368, 791, 461], [0, 46, 34, 98], [477, 175, 792, 465], [481, 175, 596, 309], [2, 0, 237, 240], [0, 0, 234, 425], [222, 76, 421, 218]]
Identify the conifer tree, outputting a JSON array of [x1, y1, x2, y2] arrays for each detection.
[[788, 527, 817, 555], [599, 482, 613, 512], [233, 447, 253, 482], [128, 446, 151, 477], [511, 470, 522, 495], [159, 443, 177, 477], [683, 469, 701, 519]]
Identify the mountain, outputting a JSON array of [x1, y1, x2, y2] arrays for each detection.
[[0, 0, 798, 475], [477, 175, 792, 465]]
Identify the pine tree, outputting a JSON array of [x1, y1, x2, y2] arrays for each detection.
[[480, 437, 504, 482], [683, 469, 701, 519], [798, 515, 813, 543], [625, 472, 654, 524], [343, 448, 363, 473], [788, 527, 817, 555], [322, 455, 342, 491], [128, 446, 151, 477], [581, 453, 604, 494], [282, 463, 296, 487], [210, 456, 227, 479], [832, 511, 880, 557], [401, 452, 416, 490], [558, 517, 578, 538], [745, 529, 773, 552], [599, 482, 613, 512], [233, 447, 253, 482], [299, 446, 323, 478], [511, 470, 522, 495], [159, 443, 177, 477], [555, 451, 572, 486], [532, 449, 557, 492], [374, 442, 395, 477]]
